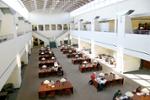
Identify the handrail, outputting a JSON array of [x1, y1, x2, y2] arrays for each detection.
[[35, 32, 50, 40], [56, 30, 68, 40]]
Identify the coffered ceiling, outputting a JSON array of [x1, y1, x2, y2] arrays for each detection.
[[21, 0, 94, 12]]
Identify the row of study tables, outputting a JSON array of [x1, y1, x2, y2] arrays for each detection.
[[37, 45, 150, 100], [38, 47, 73, 98], [60, 45, 150, 100]]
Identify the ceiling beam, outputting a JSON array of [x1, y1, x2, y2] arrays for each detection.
[[43, 0, 48, 11], [33, 0, 37, 10]]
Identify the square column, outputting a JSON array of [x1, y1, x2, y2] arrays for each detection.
[[91, 39, 95, 58], [78, 37, 81, 50], [91, 19, 95, 32]]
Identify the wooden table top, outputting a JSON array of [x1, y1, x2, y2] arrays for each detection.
[[104, 73, 123, 82], [39, 60, 55, 64], [132, 95, 150, 100], [39, 81, 73, 92]]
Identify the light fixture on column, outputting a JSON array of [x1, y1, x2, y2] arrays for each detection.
[[125, 10, 134, 15], [117, 9, 135, 16], [80, 19, 83, 22], [95, 16, 100, 19], [16, 23, 18, 30]]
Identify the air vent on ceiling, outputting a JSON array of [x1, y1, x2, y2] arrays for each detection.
[[18, 17, 24, 20]]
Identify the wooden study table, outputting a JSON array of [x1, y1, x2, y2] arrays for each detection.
[[67, 53, 83, 58], [62, 49, 76, 54], [92, 73, 124, 89], [131, 95, 150, 100], [39, 60, 55, 67], [39, 54, 52, 58], [39, 67, 64, 78], [79, 63, 102, 72], [72, 57, 91, 64], [38, 81, 73, 98]]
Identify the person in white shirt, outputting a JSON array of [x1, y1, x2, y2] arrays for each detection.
[[54, 61, 58, 66], [51, 56, 55, 60], [41, 57, 46, 61], [42, 65, 47, 69], [97, 77, 107, 91]]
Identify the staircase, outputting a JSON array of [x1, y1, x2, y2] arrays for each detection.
[[33, 31, 69, 48], [55, 31, 70, 46]]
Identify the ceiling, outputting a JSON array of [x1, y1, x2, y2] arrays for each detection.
[[21, 0, 94, 13]]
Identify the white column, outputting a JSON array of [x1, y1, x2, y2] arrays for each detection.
[[114, 17, 118, 33], [62, 24, 64, 31], [115, 15, 127, 73], [6, 65, 22, 88], [43, 24, 45, 31], [49, 24, 51, 31], [78, 37, 81, 50], [6, 54, 22, 88], [17, 17, 25, 35], [78, 21, 81, 31], [28, 42, 32, 55], [91, 19, 95, 32], [21, 50, 28, 64], [95, 19, 99, 31], [91, 39, 95, 58]]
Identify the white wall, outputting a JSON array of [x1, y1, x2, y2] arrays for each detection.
[[0, 33, 32, 90], [123, 34, 150, 61], [95, 44, 115, 56], [80, 39, 91, 49], [0, 14, 16, 35], [71, 37, 78, 44], [29, 12, 71, 24], [123, 55, 141, 72]]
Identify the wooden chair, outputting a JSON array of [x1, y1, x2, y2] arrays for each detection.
[[63, 89, 72, 95], [47, 91, 55, 98]]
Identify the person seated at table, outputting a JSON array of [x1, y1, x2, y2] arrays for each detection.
[[75, 54, 79, 58], [54, 61, 58, 66], [141, 88, 150, 95], [40, 47, 44, 50], [134, 86, 142, 93], [119, 95, 130, 100], [88, 72, 97, 85], [98, 72, 105, 78], [82, 61, 88, 67], [124, 91, 134, 99], [49, 80, 55, 85], [113, 90, 122, 100], [52, 66, 58, 71], [96, 62, 101, 68], [96, 77, 107, 91], [51, 56, 55, 60], [42, 65, 47, 69], [41, 57, 46, 61], [49, 51, 52, 54], [41, 52, 44, 55], [69, 50, 72, 53], [43, 80, 50, 84], [60, 78, 67, 83], [58, 67, 62, 71]]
